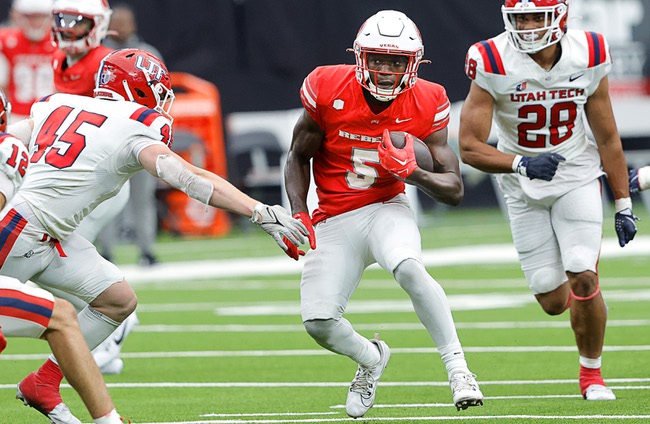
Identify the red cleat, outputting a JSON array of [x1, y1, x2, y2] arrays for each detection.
[[16, 371, 81, 424], [0, 329, 6, 353]]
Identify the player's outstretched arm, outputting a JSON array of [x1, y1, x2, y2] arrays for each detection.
[[139, 144, 308, 252]]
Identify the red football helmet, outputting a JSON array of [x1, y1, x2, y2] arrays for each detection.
[[352, 10, 425, 102], [502, 0, 569, 53], [94, 48, 175, 122], [0, 89, 11, 133]]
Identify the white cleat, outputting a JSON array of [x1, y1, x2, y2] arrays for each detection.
[[345, 335, 391, 418], [585, 384, 616, 401], [99, 358, 124, 375], [450, 372, 484, 411]]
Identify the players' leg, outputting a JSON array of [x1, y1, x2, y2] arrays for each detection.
[[301, 209, 377, 365], [0, 278, 122, 422], [370, 194, 482, 409], [22, 233, 137, 413], [300, 207, 388, 418], [507, 195, 571, 313], [552, 180, 613, 400]]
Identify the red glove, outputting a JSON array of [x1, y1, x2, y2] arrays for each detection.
[[0, 329, 6, 354], [282, 236, 305, 260], [282, 212, 316, 261], [378, 129, 418, 179], [293, 211, 316, 250]]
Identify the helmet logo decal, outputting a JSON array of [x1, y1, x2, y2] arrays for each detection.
[[135, 55, 166, 81]]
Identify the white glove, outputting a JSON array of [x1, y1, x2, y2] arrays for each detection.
[[250, 203, 308, 250]]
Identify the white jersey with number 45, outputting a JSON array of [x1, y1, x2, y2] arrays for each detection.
[[465, 29, 611, 200], [19, 93, 172, 240]]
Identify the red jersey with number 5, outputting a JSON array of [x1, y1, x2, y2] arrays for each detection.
[[300, 65, 450, 224]]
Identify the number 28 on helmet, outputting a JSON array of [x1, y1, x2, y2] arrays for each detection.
[[502, 0, 569, 54], [94, 48, 175, 122]]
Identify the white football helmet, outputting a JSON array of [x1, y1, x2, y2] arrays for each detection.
[[502, 0, 569, 54], [52, 0, 112, 55], [352, 10, 424, 101], [11, 0, 53, 41]]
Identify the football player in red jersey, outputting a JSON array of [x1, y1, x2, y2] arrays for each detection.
[[459, 0, 635, 401], [51, 0, 114, 96], [0, 0, 57, 122], [284, 10, 483, 417]]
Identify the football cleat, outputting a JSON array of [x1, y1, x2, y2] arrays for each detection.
[[16, 372, 81, 424], [345, 334, 391, 418], [450, 372, 484, 410], [579, 365, 615, 400], [584, 384, 616, 401]]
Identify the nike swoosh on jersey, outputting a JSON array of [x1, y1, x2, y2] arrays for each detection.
[[569, 73, 584, 82], [395, 117, 412, 123]]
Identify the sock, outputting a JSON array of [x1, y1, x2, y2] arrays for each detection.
[[304, 318, 380, 369], [579, 356, 605, 395], [34, 358, 64, 387], [439, 343, 470, 379], [49, 306, 121, 364], [94, 408, 123, 424], [394, 259, 463, 347]]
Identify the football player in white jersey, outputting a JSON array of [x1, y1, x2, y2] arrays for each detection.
[[0, 91, 130, 424], [458, 0, 637, 401], [2, 48, 308, 424]]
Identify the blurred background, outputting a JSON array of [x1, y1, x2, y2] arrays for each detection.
[[1, 0, 649, 242]]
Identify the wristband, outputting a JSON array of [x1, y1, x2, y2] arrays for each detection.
[[615, 197, 632, 213]]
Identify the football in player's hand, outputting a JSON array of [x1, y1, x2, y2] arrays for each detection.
[[388, 131, 434, 172]]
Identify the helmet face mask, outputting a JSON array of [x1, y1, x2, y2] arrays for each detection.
[[502, 0, 569, 54], [352, 10, 424, 102], [52, 0, 112, 55], [94, 49, 175, 122]]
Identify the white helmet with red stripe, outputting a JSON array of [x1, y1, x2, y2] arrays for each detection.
[[52, 0, 112, 55], [352, 10, 424, 101], [502, 0, 569, 54]]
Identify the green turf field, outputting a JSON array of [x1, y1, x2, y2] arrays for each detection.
[[1, 207, 649, 423]]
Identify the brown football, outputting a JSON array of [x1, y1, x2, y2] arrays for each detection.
[[388, 131, 434, 172]]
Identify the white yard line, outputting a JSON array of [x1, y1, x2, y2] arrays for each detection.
[[123, 236, 650, 284], [3, 344, 650, 362], [132, 319, 650, 333], [105, 414, 650, 423]]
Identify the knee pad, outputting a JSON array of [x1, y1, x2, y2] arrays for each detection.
[[524, 266, 566, 295], [303, 318, 338, 344]]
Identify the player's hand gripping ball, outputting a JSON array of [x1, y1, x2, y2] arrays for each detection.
[[378, 130, 434, 181]]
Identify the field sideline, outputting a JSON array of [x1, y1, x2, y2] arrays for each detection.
[[0, 207, 649, 423]]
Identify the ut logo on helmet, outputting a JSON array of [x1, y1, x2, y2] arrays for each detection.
[[135, 55, 166, 82]]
